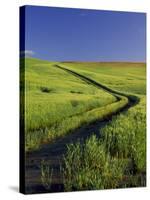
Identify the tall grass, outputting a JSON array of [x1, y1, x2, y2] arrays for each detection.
[[24, 58, 116, 133], [23, 58, 120, 151], [25, 95, 128, 151], [23, 58, 146, 192], [62, 96, 146, 190], [61, 62, 146, 95], [101, 96, 146, 175], [62, 135, 125, 191], [24, 58, 146, 152], [41, 160, 53, 191]]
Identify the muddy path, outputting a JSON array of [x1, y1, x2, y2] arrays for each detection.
[[25, 65, 139, 194]]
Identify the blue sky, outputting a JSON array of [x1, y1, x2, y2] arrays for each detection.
[[23, 6, 146, 62]]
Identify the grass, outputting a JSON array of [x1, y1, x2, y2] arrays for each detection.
[[101, 97, 146, 173], [60, 62, 146, 95], [24, 58, 116, 132], [62, 135, 125, 191], [57, 62, 146, 190], [22, 58, 121, 151], [41, 160, 53, 190], [26, 95, 128, 151], [22, 58, 146, 191], [61, 96, 146, 190]]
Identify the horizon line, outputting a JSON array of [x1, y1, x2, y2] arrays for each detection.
[[23, 56, 146, 64]]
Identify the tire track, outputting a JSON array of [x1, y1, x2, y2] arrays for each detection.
[[25, 64, 139, 194]]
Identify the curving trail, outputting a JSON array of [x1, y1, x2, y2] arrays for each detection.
[[25, 64, 139, 194]]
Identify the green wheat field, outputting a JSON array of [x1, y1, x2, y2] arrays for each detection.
[[22, 58, 146, 193]]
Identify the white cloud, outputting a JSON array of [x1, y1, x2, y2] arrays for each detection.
[[20, 50, 35, 57]]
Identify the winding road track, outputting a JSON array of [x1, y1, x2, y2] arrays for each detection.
[[25, 64, 139, 194]]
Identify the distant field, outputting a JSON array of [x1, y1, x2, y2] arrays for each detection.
[[23, 58, 146, 192], [61, 62, 146, 95]]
